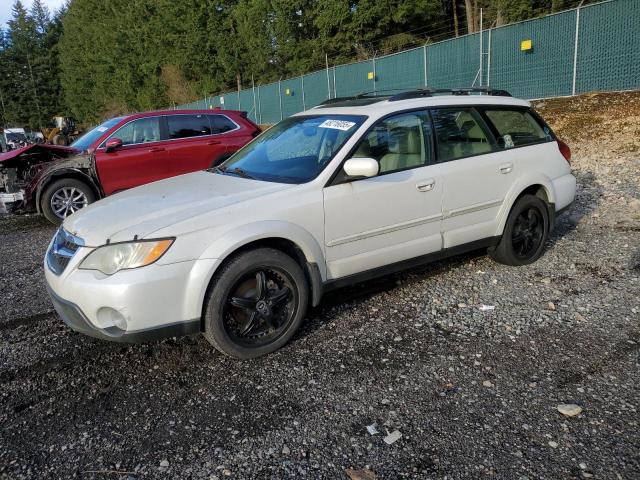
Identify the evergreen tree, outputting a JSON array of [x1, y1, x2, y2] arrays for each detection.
[[0, 1, 66, 129]]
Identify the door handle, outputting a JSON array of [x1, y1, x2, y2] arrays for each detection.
[[148, 147, 165, 153], [207, 140, 221, 145], [416, 180, 435, 192], [499, 162, 513, 174]]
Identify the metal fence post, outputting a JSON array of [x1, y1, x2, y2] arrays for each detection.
[[572, 3, 583, 96], [257, 85, 262, 124], [372, 54, 377, 93], [301, 75, 306, 111], [487, 28, 492, 87], [278, 79, 283, 121], [479, 8, 483, 87], [326, 54, 331, 98], [333, 66, 337, 98], [251, 76, 257, 122], [423, 45, 428, 87]]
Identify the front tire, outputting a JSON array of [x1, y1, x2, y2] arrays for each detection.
[[41, 178, 95, 225], [203, 248, 309, 359], [490, 194, 549, 266]]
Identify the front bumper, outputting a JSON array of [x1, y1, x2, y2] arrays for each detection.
[[44, 244, 219, 343], [46, 285, 199, 342]]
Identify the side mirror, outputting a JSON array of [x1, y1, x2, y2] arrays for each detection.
[[343, 157, 379, 178], [105, 137, 123, 152]]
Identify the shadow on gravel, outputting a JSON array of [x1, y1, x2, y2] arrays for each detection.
[[299, 249, 484, 343], [316, 251, 483, 310]]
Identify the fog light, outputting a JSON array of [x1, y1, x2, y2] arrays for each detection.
[[95, 307, 128, 331]]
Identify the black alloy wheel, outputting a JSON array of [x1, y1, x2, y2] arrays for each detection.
[[224, 268, 297, 347], [511, 207, 544, 260], [489, 194, 549, 266], [203, 248, 309, 359]]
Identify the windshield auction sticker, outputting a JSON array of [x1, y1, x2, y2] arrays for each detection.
[[318, 119, 356, 131]]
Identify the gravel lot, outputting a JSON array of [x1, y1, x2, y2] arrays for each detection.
[[1, 92, 639, 479]]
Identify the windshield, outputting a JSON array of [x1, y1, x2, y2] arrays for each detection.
[[71, 116, 125, 151], [219, 114, 367, 184]]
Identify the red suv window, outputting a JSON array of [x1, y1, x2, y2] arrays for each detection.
[[209, 115, 238, 134], [167, 115, 212, 139]]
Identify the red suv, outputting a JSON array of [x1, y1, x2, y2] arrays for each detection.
[[0, 109, 260, 223]]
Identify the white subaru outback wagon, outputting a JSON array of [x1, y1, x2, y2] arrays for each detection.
[[45, 88, 576, 358]]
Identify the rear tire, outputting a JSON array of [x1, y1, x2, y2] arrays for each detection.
[[41, 178, 95, 225], [490, 194, 549, 266], [203, 248, 309, 359]]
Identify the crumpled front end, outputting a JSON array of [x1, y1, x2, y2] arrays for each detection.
[[0, 144, 80, 214], [0, 168, 26, 214]]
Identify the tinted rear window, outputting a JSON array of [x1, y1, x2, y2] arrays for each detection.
[[484, 109, 551, 148], [209, 115, 238, 134], [167, 114, 211, 139]]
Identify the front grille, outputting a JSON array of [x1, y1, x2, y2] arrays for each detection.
[[47, 228, 84, 275]]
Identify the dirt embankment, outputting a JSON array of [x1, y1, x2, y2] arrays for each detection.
[[533, 91, 640, 229]]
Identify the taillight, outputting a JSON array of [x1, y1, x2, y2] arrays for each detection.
[[557, 139, 571, 164]]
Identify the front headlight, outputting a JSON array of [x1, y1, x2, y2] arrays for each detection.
[[79, 238, 174, 275]]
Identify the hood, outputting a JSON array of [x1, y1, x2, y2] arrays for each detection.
[[63, 171, 294, 246], [0, 143, 79, 166]]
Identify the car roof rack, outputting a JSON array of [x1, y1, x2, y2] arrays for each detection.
[[388, 87, 511, 101], [316, 87, 511, 108], [317, 92, 387, 107]]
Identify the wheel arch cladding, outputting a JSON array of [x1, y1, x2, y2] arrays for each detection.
[[227, 237, 324, 308], [193, 222, 327, 321], [496, 177, 555, 236]]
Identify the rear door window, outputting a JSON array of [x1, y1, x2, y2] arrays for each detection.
[[167, 114, 212, 139], [209, 115, 238, 134], [350, 111, 434, 174], [484, 109, 551, 148], [431, 108, 493, 162]]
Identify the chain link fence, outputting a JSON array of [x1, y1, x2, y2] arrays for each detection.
[[180, 0, 639, 124]]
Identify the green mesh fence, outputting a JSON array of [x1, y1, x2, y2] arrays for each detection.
[[375, 47, 426, 93], [428, 34, 481, 89], [489, 10, 577, 98], [302, 70, 332, 109], [257, 82, 281, 124], [334, 60, 374, 97], [576, 0, 640, 93], [238, 90, 256, 122], [179, 0, 639, 120], [280, 77, 304, 117]]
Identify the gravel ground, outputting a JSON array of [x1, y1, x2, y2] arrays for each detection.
[[1, 92, 639, 479]]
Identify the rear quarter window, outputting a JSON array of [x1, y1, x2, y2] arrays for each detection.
[[484, 109, 552, 148], [209, 115, 238, 134]]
